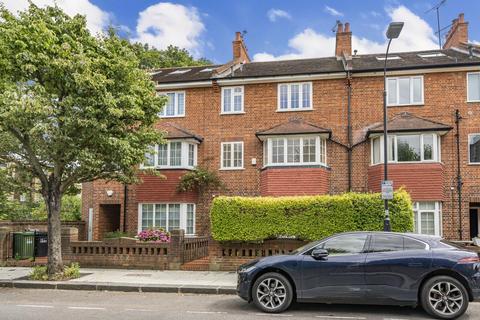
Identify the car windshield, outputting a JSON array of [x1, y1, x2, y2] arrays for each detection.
[[289, 240, 323, 255]]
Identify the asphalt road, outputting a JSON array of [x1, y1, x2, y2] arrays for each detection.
[[0, 288, 479, 320]]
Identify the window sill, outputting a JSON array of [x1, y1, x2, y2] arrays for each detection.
[[276, 108, 313, 113], [370, 161, 441, 166], [467, 162, 480, 166], [140, 166, 195, 170], [387, 103, 424, 107], [159, 115, 186, 118], [261, 164, 329, 170], [467, 100, 480, 104], [219, 167, 245, 171], [220, 111, 246, 115]]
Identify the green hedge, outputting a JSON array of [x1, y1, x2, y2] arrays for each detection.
[[211, 190, 414, 241]]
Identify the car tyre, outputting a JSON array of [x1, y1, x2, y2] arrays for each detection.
[[252, 272, 293, 313], [421, 275, 469, 319]]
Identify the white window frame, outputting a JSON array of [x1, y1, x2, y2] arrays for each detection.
[[370, 133, 440, 165], [158, 91, 186, 118], [221, 86, 245, 114], [263, 135, 327, 167], [220, 141, 244, 170], [413, 202, 442, 236], [468, 133, 480, 165], [137, 203, 196, 235], [141, 140, 198, 169], [386, 76, 424, 106], [277, 82, 313, 111], [467, 72, 480, 103]]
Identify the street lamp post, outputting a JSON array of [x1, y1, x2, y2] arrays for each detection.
[[383, 22, 404, 232]]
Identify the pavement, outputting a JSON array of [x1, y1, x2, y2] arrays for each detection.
[[0, 267, 237, 294], [1, 288, 479, 320]]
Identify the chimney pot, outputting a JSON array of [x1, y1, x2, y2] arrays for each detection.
[[337, 22, 344, 33], [344, 22, 350, 32]]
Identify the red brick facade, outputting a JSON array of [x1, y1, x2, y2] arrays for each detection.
[[260, 167, 330, 196], [82, 15, 480, 241]]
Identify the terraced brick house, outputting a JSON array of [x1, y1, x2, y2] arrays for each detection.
[[82, 14, 480, 242]]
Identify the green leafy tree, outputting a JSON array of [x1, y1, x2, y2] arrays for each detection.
[[130, 43, 212, 69], [0, 5, 164, 277]]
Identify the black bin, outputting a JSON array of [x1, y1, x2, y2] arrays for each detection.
[[34, 232, 48, 257]]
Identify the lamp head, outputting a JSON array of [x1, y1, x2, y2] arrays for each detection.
[[386, 22, 404, 39]]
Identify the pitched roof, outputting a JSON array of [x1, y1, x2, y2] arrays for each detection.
[[152, 48, 480, 84], [367, 112, 452, 136], [256, 118, 331, 138], [157, 122, 203, 142]]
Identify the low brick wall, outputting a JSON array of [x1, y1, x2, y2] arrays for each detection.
[[0, 221, 86, 240], [208, 239, 307, 271], [61, 228, 209, 270]]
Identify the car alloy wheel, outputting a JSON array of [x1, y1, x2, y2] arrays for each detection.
[[428, 281, 464, 316], [421, 276, 469, 319], [252, 272, 293, 313], [256, 278, 287, 310]]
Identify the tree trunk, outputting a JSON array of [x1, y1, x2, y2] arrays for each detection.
[[45, 188, 63, 278]]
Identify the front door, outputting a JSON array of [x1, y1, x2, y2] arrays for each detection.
[[470, 208, 479, 239], [300, 233, 368, 302]]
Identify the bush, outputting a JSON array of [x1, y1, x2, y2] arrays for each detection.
[[211, 190, 414, 242], [29, 263, 81, 281], [177, 167, 224, 192]]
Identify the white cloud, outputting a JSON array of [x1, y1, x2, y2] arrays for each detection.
[[324, 6, 343, 17], [132, 2, 205, 55], [253, 5, 438, 61], [0, 0, 110, 35], [267, 8, 291, 22]]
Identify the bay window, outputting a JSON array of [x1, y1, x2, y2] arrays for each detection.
[[371, 133, 440, 164], [263, 136, 326, 167], [159, 92, 185, 117], [139, 203, 196, 235], [413, 202, 442, 236], [387, 76, 423, 106], [278, 82, 312, 111], [143, 141, 197, 169]]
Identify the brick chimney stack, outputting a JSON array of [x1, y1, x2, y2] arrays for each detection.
[[443, 13, 469, 49], [232, 32, 250, 63], [335, 22, 352, 57]]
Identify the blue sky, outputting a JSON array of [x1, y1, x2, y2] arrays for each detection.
[[3, 0, 480, 63]]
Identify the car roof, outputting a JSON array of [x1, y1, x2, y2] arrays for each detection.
[[336, 231, 441, 242]]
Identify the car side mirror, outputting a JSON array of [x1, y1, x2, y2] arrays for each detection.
[[312, 248, 329, 260]]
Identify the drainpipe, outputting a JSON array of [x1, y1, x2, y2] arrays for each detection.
[[455, 109, 463, 240], [123, 184, 128, 233], [346, 71, 352, 192]]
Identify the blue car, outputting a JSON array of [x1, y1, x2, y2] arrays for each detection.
[[237, 232, 480, 319]]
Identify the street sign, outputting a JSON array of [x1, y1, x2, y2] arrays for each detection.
[[381, 180, 393, 200]]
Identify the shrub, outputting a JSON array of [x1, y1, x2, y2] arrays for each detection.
[[137, 229, 171, 242], [29, 263, 81, 281], [177, 167, 225, 192], [211, 190, 414, 242]]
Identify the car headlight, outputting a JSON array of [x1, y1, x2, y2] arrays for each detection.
[[238, 264, 257, 273]]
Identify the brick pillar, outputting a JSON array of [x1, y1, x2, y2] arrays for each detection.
[[61, 227, 78, 255], [168, 229, 185, 270], [0, 227, 10, 262]]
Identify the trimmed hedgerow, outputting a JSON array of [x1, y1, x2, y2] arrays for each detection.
[[211, 190, 414, 242]]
